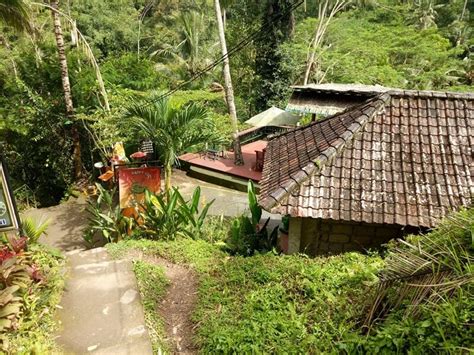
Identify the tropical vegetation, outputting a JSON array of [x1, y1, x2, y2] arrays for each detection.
[[0, 0, 471, 206], [0, 0, 472, 353], [108, 208, 474, 353], [0, 221, 64, 353]]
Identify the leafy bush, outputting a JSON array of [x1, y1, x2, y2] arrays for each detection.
[[0, 253, 31, 333], [102, 54, 170, 91], [86, 185, 214, 244], [0, 238, 64, 353], [20, 217, 50, 244], [226, 181, 278, 256], [138, 187, 213, 240], [84, 184, 133, 244], [343, 208, 474, 353]]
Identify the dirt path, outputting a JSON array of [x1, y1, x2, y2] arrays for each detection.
[[131, 252, 199, 354], [154, 258, 198, 354]]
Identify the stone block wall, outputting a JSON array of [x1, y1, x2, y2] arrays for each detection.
[[288, 217, 407, 256]]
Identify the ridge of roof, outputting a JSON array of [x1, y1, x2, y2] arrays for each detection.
[[269, 89, 473, 142], [259, 93, 391, 211], [386, 89, 474, 100], [291, 83, 391, 94]]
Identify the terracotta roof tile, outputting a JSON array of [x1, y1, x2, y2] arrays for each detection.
[[259, 90, 474, 228]]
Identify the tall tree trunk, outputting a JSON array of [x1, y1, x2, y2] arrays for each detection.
[[50, 0, 82, 179], [0, 35, 18, 78], [214, 0, 244, 166], [460, 0, 468, 21]]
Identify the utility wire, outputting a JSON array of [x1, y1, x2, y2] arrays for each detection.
[[141, 0, 304, 106]]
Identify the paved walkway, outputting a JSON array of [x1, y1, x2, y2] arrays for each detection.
[[57, 248, 152, 354], [171, 170, 281, 225], [23, 196, 89, 251], [23, 198, 153, 354]]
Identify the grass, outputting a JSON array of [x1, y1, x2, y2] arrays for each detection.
[[2, 244, 65, 353], [132, 260, 170, 354], [108, 238, 384, 353], [107, 208, 474, 353]]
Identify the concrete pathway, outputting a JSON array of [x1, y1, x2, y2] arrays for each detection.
[[171, 170, 281, 224], [57, 248, 152, 354], [23, 195, 89, 251], [23, 198, 153, 354]]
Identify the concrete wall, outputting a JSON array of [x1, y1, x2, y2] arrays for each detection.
[[288, 217, 405, 255]]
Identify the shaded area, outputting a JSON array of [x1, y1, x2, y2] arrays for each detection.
[[22, 195, 89, 251]]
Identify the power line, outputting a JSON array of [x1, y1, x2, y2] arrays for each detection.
[[141, 0, 304, 106]]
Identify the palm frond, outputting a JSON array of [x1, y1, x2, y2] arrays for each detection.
[[124, 97, 218, 170], [0, 0, 32, 33], [21, 216, 50, 244], [363, 208, 474, 330]]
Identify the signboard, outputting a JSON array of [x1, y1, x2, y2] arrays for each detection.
[[0, 159, 20, 231], [118, 167, 161, 209]]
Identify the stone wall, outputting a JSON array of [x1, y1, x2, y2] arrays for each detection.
[[288, 217, 408, 255]]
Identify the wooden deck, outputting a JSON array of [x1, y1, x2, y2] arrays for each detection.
[[179, 140, 268, 181]]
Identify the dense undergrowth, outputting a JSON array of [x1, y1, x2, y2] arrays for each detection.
[[108, 208, 473, 353], [1, 244, 64, 353]]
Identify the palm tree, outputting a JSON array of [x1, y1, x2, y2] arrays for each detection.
[[214, 0, 244, 166], [0, 0, 32, 76], [126, 98, 220, 194], [0, 0, 32, 32]]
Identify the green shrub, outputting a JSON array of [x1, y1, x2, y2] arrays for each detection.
[[226, 181, 278, 256], [343, 208, 474, 353], [137, 187, 213, 240], [20, 216, 50, 244], [0, 241, 64, 353], [84, 184, 133, 244]]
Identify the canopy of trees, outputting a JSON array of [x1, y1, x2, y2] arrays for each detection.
[[0, 0, 472, 205]]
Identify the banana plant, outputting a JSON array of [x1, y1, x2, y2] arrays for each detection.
[[84, 184, 133, 244]]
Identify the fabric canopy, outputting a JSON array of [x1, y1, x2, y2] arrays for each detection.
[[245, 106, 300, 127]]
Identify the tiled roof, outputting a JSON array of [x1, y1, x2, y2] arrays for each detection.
[[259, 90, 474, 228]]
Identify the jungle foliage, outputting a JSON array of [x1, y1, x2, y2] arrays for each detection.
[[0, 231, 64, 353], [0, 0, 472, 205]]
